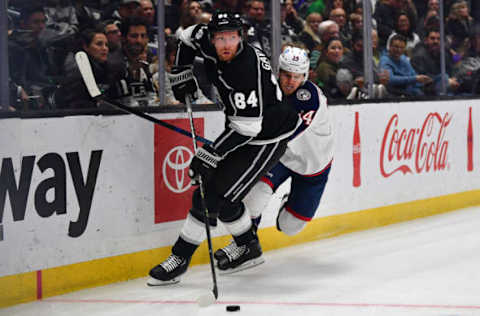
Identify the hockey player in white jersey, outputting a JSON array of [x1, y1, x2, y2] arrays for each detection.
[[214, 46, 334, 266]]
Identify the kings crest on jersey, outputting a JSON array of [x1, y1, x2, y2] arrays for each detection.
[[175, 23, 299, 156]]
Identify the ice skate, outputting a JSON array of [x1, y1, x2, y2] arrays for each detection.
[[147, 254, 190, 286], [216, 239, 265, 274]]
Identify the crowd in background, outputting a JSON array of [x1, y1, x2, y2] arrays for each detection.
[[4, 0, 480, 112]]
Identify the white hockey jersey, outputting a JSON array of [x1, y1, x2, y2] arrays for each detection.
[[280, 81, 334, 176]]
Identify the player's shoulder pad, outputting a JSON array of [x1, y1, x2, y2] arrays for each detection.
[[179, 24, 209, 49], [295, 80, 325, 106]]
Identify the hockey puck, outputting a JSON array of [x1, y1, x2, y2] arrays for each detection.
[[226, 305, 240, 312]]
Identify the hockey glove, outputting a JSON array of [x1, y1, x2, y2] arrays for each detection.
[[168, 66, 199, 103], [189, 145, 222, 184]]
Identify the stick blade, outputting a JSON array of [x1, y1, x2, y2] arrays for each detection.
[[75, 51, 102, 98]]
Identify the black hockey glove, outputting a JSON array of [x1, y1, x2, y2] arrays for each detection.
[[168, 66, 199, 103], [189, 145, 222, 184]]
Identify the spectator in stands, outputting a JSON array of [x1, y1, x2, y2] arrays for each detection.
[[372, 29, 381, 67], [453, 24, 480, 94], [373, 0, 418, 49], [282, 0, 304, 35], [305, 0, 326, 18], [323, 0, 346, 19], [349, 12, 363, 34], [318, 20, 339, 44], [44, 0, 79, 36], [111, 0, 141, 23], [280, 1, 302, 44], [244, 0, 272, 56], [447, 0, 475, 47], [379, 34, 432, 97], [175, 1, 203, 39], [315, 37, 345, 100], [417, 9, 440, 39], [139, 0, 156, 26], [8, 6, 58, 109], [104, 20, 122, 53], [53, 27, 113, 108], [329, 7, 350, 47], [298, 12, 323, 52], [411, 28, 460, 96], [385, 11, 421, 58], [340, 31, 389, 97]]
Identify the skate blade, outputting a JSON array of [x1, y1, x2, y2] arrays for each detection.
[[146, 276, 180, 286], [218, 257, 265, 275]]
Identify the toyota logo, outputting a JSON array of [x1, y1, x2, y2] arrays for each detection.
[[162, 146, 194, 193]]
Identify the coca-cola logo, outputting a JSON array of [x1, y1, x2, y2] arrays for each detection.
[[380, 112, 452, 177], [162, 146, 193, 193]]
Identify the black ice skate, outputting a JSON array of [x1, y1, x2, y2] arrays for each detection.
[[215, 239, 265, 274], [147, 254, 190, 286]]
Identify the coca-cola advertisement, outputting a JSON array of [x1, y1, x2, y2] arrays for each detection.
[[154, 118, 205, 224], [380, 112, 452, 178]]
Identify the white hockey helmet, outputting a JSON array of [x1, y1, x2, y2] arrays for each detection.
[[278, 46, 310, 84]]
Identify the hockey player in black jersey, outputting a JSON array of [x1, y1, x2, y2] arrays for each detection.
[[214, 46, 334, 269], [147, 12, 300, 285]]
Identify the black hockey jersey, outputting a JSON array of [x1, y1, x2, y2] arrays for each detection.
[[176, 24, 300, 158]]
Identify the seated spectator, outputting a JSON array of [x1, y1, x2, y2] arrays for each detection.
[[175, 1, 203, 39], [349, 12, 363, 34], [417, 9, 441, 39], [379, 34, 432, 97], [454, 24, 480, 94], [44, 0, 79, 36], [305, 0, 326, 18], [244, 0, 271, 56], [298, 12, 323, 52], [447, 0, 475, 47], [110, 0, 141, 23], [8, 6, 58, 109], [411, 28, 460, 96], [280, 0, 302, 44], [104, 20, 122, 53], [335, 68, 369, 100], [139, 0, 155, 26], [95, 17, 155, 102], [385, 11, 421, 58], [323, 0, 346, 19], [340, 31, 389, 98], [328, 7, 350, 47], [282, 0, 304, 35], [373, 0, 417, 49], [53, 27, 114, 108], [315, 37, 345, 100], [318, 20, 339, 42]]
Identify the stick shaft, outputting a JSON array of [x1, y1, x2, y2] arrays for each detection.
[[185, 95, 218, 299], [99, 99, 212, 145]]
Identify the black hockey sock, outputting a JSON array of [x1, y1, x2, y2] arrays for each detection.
[[172, 236, 199, 259], [233, 226, 258, 247]]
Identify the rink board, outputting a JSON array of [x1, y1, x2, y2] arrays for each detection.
[[2, 99, 480, 307]]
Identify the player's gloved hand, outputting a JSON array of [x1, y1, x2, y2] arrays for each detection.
[[189, 145, 222, 184], [168, 66, 199, 103]]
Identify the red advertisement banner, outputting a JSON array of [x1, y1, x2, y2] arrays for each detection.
[[154, 118, 204, 223]]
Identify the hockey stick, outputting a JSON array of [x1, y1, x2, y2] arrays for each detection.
[[185, 95, 219, 305], [74, 51, 212, 145]]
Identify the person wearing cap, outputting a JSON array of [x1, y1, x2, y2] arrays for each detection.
[[147, 11, 300, 286], [111, 0, 141, 22]]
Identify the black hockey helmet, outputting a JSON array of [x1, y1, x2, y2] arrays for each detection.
[[208, 11, 243, 35]]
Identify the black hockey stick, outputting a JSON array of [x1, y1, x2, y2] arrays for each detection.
[[185, 95, 219, 303], [74, 51, 212, 145]]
